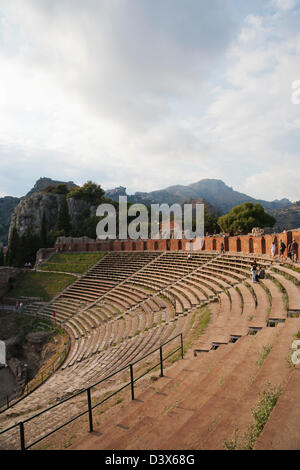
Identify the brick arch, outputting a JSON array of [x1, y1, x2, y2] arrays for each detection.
[[237, 238, 241, 252], [249, 238, 254, 253]]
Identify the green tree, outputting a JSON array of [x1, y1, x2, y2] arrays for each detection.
[[218, 202, 276, 235], [55, 184, 69, 195], [80, 215, 102, 239], [21, 231, 42, 267], [204, 208, 221, 234], [43, 184, 69, 195], [56, 196, 71, 236], [40, 211, 48, 246], [67, 181, 105, 205], [48, 229, 65, 247], [0, 246, 4, 266], [6, 227, 45, 267], [6, 226, 20, 266], [9, 229, 42, 267]]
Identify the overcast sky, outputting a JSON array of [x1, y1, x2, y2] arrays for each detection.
[[0, 0, 300, 201]]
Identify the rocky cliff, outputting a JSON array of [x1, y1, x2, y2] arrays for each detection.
[[25, 177, 77, 197], [8, 193, 98, 241], [0, 197, 20, 245], [0, 178, 79, 246]]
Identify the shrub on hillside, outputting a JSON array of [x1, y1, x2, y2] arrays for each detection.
[[67, 181, 105, 205]]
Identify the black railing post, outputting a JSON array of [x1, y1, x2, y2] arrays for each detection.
[[130, 364, 135, 400], [180, 333, 184, 359], [87, 388, 93, 433], [19, 422, 25, 450], [160, 346, 164, 377]]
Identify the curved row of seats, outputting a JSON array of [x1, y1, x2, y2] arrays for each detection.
[[24, 251, 299, 367], [2, 251, 300, 451], [65, 255, 300, 450], [49, 251, 162, 306], [26, 251, 299, 366], [80, 316, 300, 451], [55, 253, 221, 365], [28, 251, 218, 351]]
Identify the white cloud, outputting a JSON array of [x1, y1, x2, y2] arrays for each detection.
[[271, 0, 298, 11], [244, 164, 300, 201], [192, 6, 300, 201], [0, 0, 299, 203]]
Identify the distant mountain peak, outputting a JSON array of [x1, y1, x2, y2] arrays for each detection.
[[26, 177, 78, 197]]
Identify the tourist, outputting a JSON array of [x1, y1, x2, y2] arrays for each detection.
[[15, 301, 19, 313], [279, 240, 286, 259], [291, 239, 298, 262], [251, 259, 257, 269], [258, 266, 265, 280], [220, 242, 225, 254], [251, 264, 258, 283], [19, 302, 23, 314], [271, 241, 276, 258]]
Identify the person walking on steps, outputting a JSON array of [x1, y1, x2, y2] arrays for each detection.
[[291, 239, 298, 262], [258, 266, 265, 280], [280, 240, 286, 259], [271, 241, 276, 259]]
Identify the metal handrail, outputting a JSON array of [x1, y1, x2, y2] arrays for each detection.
[[0, 332, 184, 450], [0, 336, 70, 414]]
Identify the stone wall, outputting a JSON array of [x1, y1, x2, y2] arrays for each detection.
[[53, 229, 300, 259]]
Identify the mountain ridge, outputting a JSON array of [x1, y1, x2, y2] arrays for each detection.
[[1, 177, 297, 246], [105, 178, 292, 213]]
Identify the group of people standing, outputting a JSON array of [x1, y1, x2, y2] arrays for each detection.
[[271, 239, 298, 262], [15, 301, 24, 313], [251, 260, 265, 283]]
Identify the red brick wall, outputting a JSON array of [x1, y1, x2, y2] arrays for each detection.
[[228, 237, 236, 252], [53, 228, 300, 258], [205, 238, 214, 251]]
